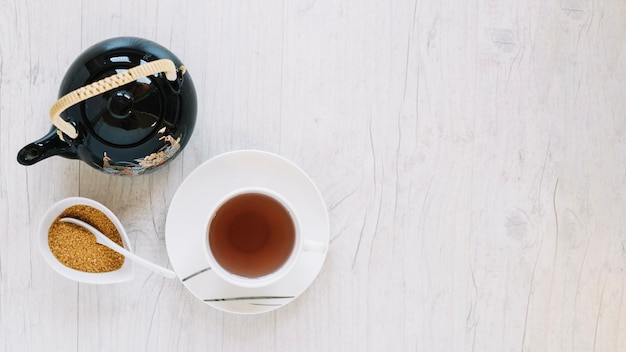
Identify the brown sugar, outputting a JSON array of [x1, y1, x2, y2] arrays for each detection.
[[48, 205, 125, 273]]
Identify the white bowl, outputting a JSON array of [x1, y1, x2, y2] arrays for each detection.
[[38, 197, 134, 284]]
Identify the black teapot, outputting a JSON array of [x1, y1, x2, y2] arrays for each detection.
[[17, 37, 197, 176]]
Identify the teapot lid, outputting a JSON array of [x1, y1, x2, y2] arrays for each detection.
[[82, 66, 166, 146]]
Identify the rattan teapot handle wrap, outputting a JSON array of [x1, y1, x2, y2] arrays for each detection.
[[50, 59, 179, 139]]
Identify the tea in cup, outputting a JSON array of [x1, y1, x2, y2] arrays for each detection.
[[205, 187, 325, 288]]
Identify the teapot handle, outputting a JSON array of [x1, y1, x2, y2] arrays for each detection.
[[50, 59, 182, 139]]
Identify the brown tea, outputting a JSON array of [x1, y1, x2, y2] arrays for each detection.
[[208, 193, 296, 278]]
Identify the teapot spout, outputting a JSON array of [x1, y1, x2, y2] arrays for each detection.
[[17, 128, 77, 166]]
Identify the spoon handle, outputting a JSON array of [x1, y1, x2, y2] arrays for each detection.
[[60, 218, 177, 279]]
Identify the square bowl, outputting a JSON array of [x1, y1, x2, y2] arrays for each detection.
[[38, 197, 134, 284]]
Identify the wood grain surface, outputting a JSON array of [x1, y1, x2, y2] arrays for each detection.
[[1, 0, 625, 351]]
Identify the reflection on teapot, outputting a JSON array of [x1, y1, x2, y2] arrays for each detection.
[[17, 37, 197, 176]]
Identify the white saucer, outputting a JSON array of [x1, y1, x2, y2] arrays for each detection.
[[165, 150, 329, 314]]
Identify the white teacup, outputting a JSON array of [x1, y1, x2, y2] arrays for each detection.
[[204, 187, 326, 288]]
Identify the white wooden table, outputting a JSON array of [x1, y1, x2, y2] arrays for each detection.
[[2, 0, 625, 350]]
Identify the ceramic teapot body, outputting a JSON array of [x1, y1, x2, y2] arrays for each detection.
[[17, 37, 197, 176]]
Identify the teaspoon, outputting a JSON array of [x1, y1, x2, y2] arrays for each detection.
[[60, 217, 177, 279]]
